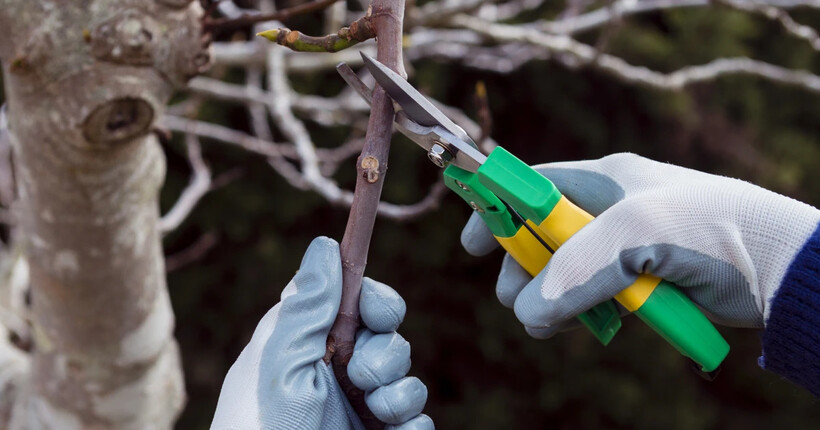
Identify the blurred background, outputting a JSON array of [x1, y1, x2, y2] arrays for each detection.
[[4, 0, 820, 428]]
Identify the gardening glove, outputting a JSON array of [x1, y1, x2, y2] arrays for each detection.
[[211, 237, 434, 430], [461, 153, 820, 338]]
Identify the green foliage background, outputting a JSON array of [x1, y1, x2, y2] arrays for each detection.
[[5, 4, 820, 429]]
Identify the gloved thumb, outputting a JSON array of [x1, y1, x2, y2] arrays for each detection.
[[213, 237, 342, 427], [262, 236, 342, 383], [512, 201, 644, 331]]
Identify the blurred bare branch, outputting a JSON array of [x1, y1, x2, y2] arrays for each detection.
[[171, 0, 820, 228], [539, 0, 820, 35], [160, 135, 213, 234], [451, 14, 820, 93], [719, 0, 820, 51], [165, 232, 220, 272]]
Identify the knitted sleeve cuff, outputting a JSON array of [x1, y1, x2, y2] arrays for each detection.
[[759, 221, 820, 397]]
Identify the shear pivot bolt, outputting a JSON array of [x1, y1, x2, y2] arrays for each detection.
[[428, 143, 453, 168]]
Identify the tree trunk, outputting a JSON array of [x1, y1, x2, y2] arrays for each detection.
[[0, 0, 209, 428]]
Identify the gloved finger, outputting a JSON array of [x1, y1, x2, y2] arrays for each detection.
[[386, 414, 435, 430], [365, 376, 428, 425], [524, 319, 582, 340], [460, 212, 499, 256], [513, 201, 650, 330], [263, 236, 342, 385], [496, 253, 531, 309], [348, 331, 411, 392], [360, 277, 406, 333], [532, 163, 626, 216]]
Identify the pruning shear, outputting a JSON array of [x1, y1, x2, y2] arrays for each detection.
[[338, 53, 730, 375]]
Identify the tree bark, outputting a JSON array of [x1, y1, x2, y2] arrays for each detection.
[[0, 0, 209, 428], [326, 0, 405, 428]]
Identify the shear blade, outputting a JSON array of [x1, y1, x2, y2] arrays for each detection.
[[359, 52, 477, 150]]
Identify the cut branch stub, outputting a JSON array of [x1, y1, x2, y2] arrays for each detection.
[[82, 97, 155, 147], [361, 155, 380, 183], [91, 11, 157, 66]]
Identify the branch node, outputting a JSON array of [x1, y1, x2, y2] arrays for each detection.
[[361, 156, 380, 183]]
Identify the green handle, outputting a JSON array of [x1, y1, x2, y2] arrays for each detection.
[[477, 147, 730, 373], [634, 280, 729, 372], [444, 165, 622, 345]]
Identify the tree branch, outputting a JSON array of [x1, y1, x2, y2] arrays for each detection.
[[452, 14, 820, 93], [160, 134, 212, 234], [205, 0, 340, 32], [257, 14, 376, 53], [327, 0, 405, 427], [165, 232, 219, 272], [718, 0, 820, 52], [539, 0, 820, 35], [161, 115, 444, 221]]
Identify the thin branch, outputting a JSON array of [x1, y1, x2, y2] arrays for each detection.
[[473, 81, 492, 143], [479, 0, 547, 22], [328, 0, 405, 426], [205, 0, 340, 31], [267, 45, 345, 201], [243, 64, 314, 190], [257, 14, 376, 53], [162, 115, 289, 158], [451, 14, 820, 93], [165, 232, 219, 272], [719, 0, 820, 51], [216, 0, 258, 19], [161, 117, 442, 220], [407, 0, 486, 26], [159, 135, 212, 234], [369, 178, 448, 221], [539, 0, 820, 35]]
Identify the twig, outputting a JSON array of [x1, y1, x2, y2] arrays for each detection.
[[162, 116, 290, 158], [165, 232, 219, 272], [451, 14, 820, 93], [593, 0, 624, 54], [407, 0, 486, 26], [539, 0, 820, 35], [473, 81, 492, 143], [327, 0, 405, 427], [211, 167, 245, 189], [205, 0, 340, 31], [257, 14, 376, 53], [159, 134, 212, 234], [718, 0, 820, 51], [267, 45, 345, 202]]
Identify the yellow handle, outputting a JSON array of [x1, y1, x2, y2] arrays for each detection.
[[494, 220, 555, 277], [536, 196, 659, 311]]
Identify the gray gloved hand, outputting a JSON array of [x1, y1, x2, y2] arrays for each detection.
[[211, 237, 433, 430], [462, 153, 820, 338]]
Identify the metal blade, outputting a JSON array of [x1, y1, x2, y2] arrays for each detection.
[[360, 52, 478, 150], [336, 63, 373, 106]]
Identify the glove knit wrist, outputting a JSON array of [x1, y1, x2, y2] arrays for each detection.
[[760, 221, 820, 397]]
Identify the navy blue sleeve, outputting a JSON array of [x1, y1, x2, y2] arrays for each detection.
[[759, 222, 820, 397]]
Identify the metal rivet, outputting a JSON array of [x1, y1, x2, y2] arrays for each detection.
[[469, 201, 485, 213], [428, 143, 453, 168], [455, 180, 469, 191]]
